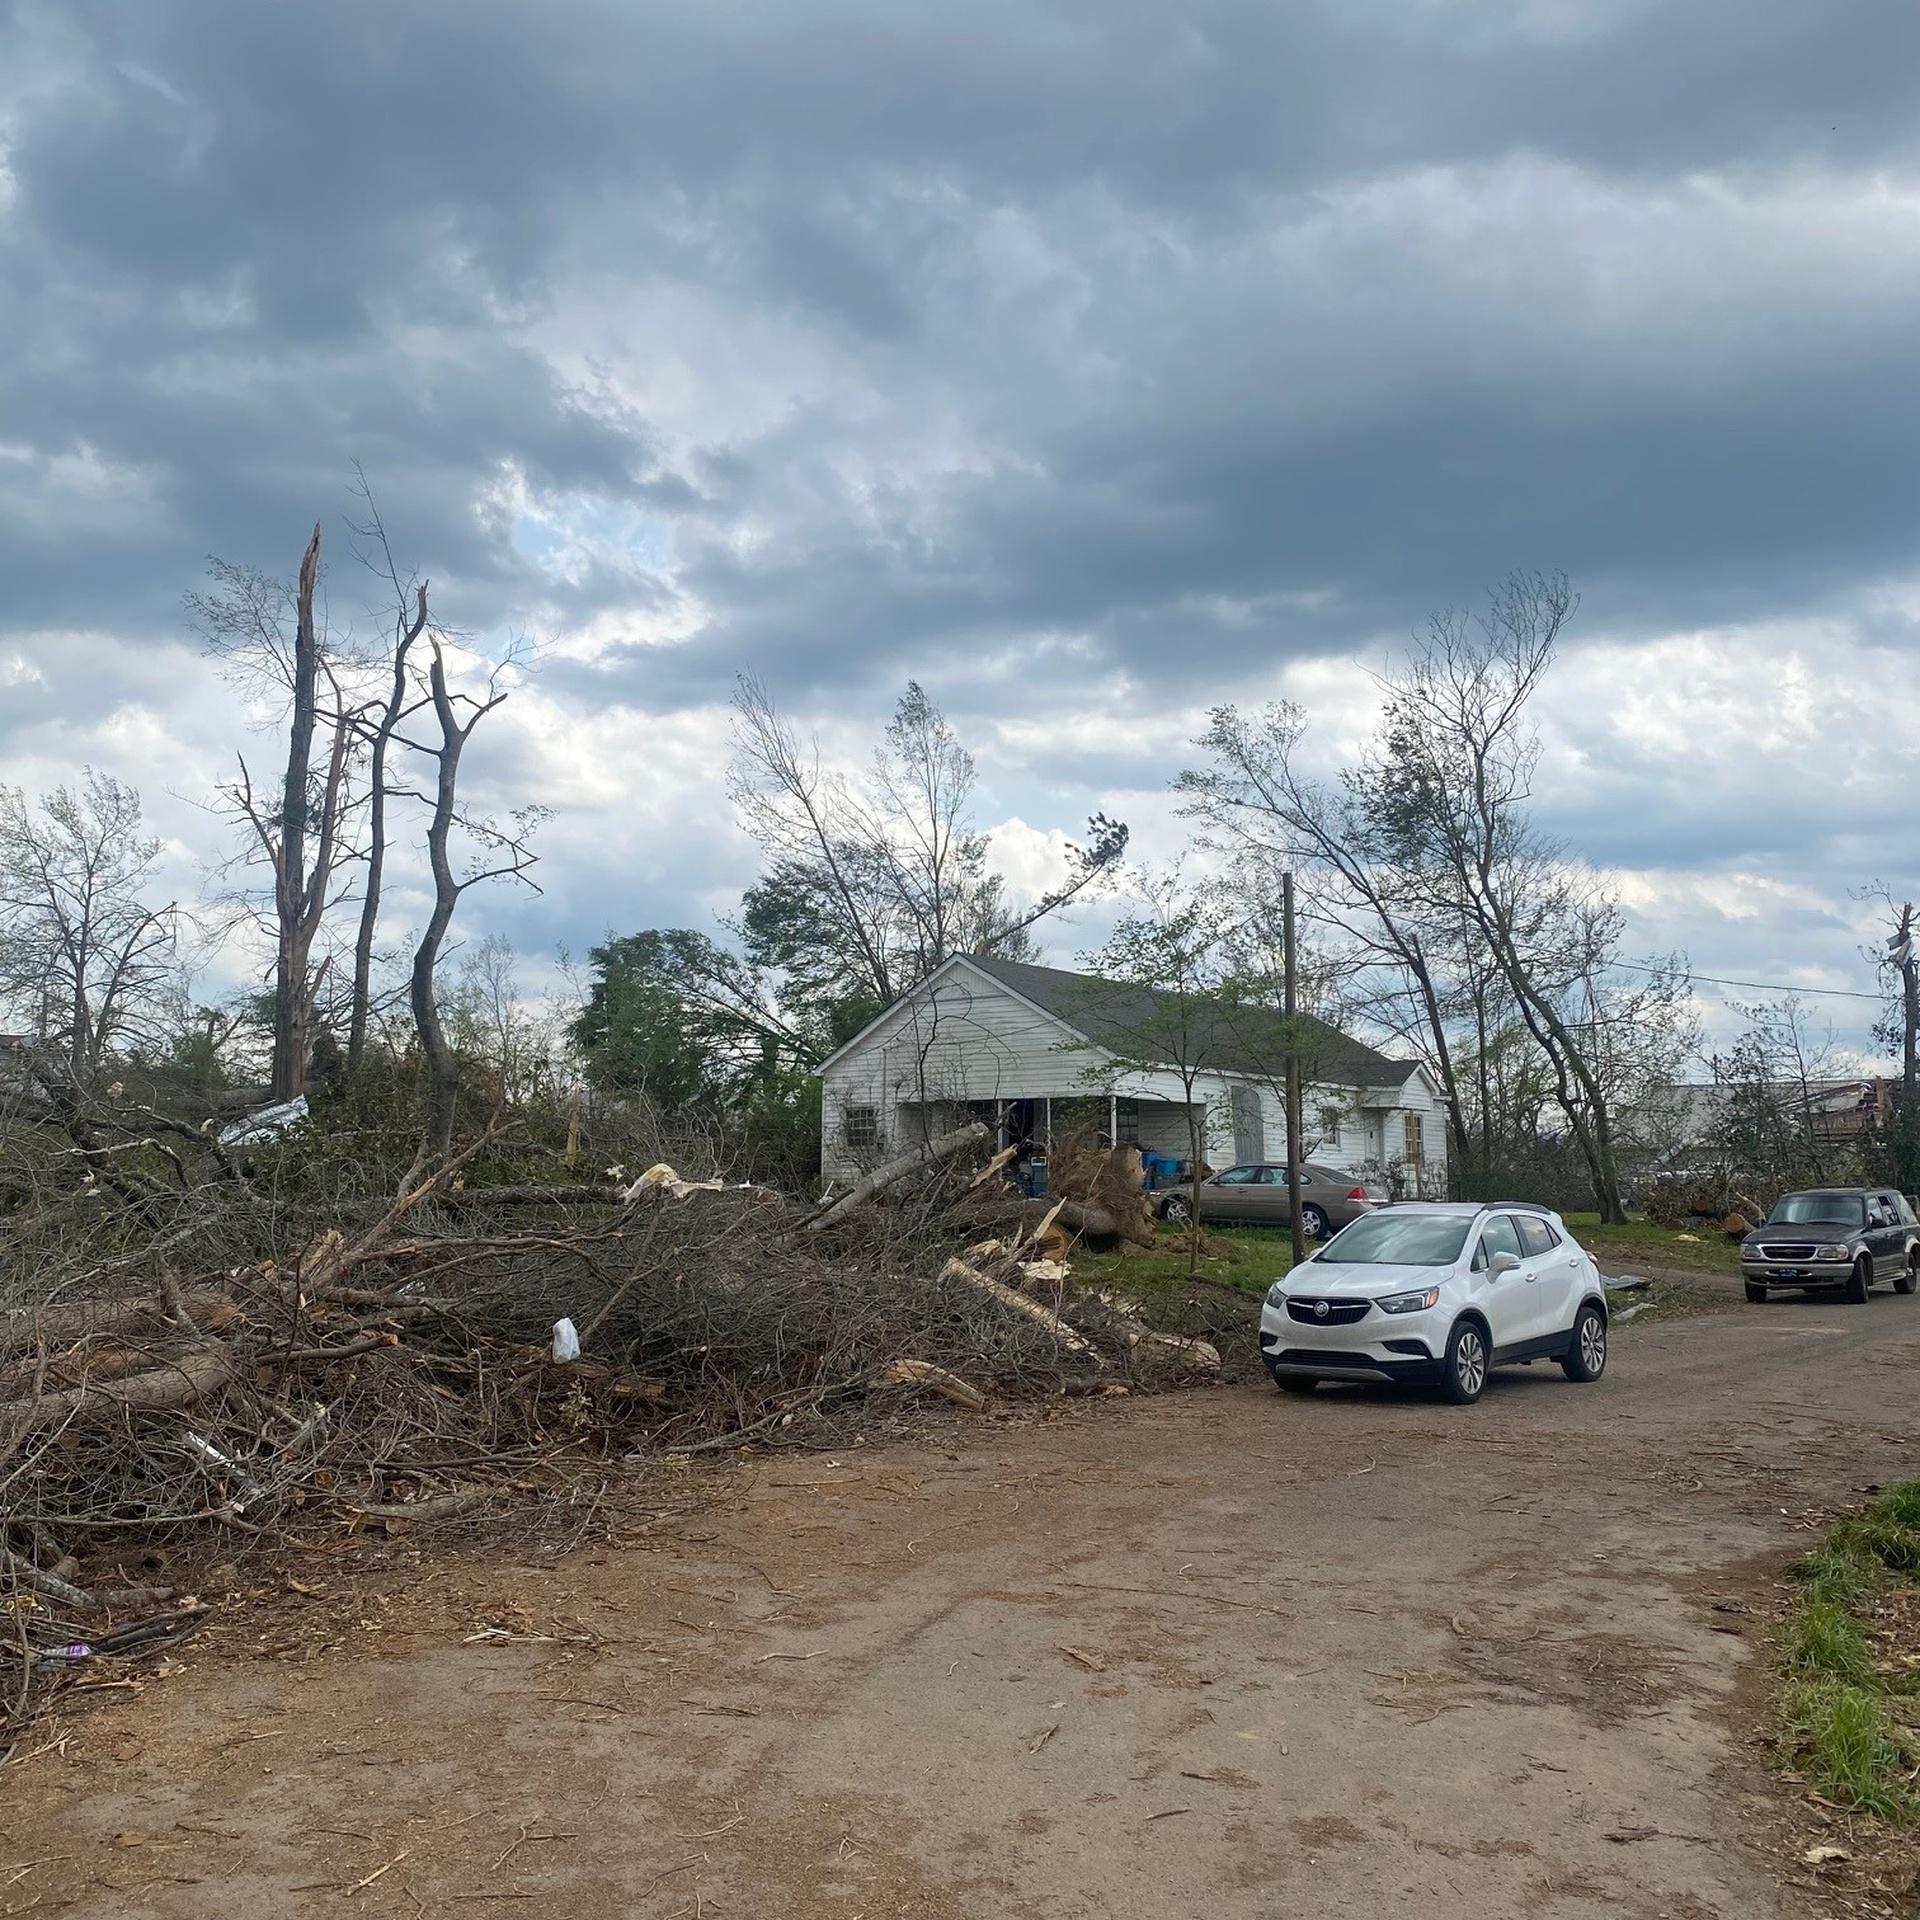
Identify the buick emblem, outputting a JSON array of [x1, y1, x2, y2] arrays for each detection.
[[1313, 1300, 1329, 1319]]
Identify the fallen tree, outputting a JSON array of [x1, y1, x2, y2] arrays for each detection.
[[807, 1121, 990, 1232]]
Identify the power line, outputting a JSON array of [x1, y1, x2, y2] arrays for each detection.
[[1611, 959, 1888, 1004]]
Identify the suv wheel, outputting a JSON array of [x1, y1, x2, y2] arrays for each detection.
[[1846, 1256, 1872, 1304], [1440, 1320, 1489, 1405], [1300, 1203, 1330, 1241], [1896, 1261, 1917, 1297], [1560, 1304, 1607, 1383], [1744, 1280, 1768, 1304], [1273, 1375, 1319, 1396]]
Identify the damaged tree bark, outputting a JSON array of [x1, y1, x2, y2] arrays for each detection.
[[940, 1257, 1096, 1357], [0, 1343, 237, 1445], [807, 1122, 989, 1232], [876, 1358, 989, 1411]]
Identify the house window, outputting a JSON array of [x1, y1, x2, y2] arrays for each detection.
[[844, 1104, 880, 1151], [1402, 1112, 1425, 1163], [1113, 1098, 1140, 1146]]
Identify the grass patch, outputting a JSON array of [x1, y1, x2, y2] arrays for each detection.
[[1783, 1600, 1873, 1685], [1561, 1211, 1744, 1277], [1780, 1681, 1915, 1819], [1069, 1223, 1297, 1300], [1068, 1224, 1296, 1350], [1776, 1481, 1920, 1822]]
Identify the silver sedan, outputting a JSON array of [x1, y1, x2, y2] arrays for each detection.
[[1156, 1163, 1389, 1241]]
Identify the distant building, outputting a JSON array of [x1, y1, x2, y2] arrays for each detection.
[[1621, 1077, 1895, 1176]]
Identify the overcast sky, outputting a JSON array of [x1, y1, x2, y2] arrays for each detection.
[[3, 1, 1916, 1063]]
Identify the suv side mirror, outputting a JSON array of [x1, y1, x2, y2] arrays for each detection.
[[1488, 1250, 1521, 1278]]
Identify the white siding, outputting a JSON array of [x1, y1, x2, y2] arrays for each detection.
[[818, 957, 1449, 1191], [819, 961, 1108, 1179]]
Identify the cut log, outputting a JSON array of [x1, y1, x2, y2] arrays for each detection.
[[0, 1544, 97, 1612], [1124, 1327, 1222, 1372], [0, 1343, 238, 1443], [808, 1123, 989, 1232], [1, 1291, 237, 1351], [940, 1257, 1096, 1358], [1026, 1197, 1154, 1249], [877, 1358, 990, 1412]]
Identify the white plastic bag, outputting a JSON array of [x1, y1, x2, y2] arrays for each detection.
[[551, 1317, 581, 1363]]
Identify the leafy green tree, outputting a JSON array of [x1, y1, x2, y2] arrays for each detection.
[[571, 930, 750, 1104]]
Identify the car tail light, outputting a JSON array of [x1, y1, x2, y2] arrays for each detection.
[[1347, 1187, 1369, 1202]]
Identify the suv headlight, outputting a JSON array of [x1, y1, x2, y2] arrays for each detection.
[[1816, 1244, 1851, 1262], [1378, 1285, 1441, 1314], [1267, 1282, 1288, 1303]]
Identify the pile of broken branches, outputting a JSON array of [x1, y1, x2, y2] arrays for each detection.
[[0, 1108, 1215, 1751]]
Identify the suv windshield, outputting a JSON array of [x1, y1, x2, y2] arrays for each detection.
[[1766, 1194, 1865, 1227], [1317, 1213, 1470, 1267]]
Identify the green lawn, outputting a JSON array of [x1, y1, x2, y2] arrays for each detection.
[[1560, 1211, 1745, 1277], [1068, 1223, 1296, 1348], [1071, 1222, 1298, 1297]]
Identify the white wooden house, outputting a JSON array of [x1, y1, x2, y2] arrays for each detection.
[[816, 953, 1447, 1193]]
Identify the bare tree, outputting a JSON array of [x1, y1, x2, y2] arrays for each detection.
[[1704, 997, 1849, 1199], [195, 526, 361, 1101], [405, 635, 541, 1155], [344, 484, 431, 1074], [729, 676, 1126, 1010], [0, 772, 180, 1075], [1180, 702, 1474, 1174], [1076, 871, 1235, 1278]]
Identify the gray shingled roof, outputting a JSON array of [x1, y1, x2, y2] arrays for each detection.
[[965, 953, 1422, 1089]]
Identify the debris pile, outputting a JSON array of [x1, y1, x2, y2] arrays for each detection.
[[1645, 1174, 1761, 1238], [1, 1115, 1212, 1750]]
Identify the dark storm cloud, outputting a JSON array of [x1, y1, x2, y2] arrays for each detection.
[[6, 0, 1917, 664], [2, 0, 1918, 981]]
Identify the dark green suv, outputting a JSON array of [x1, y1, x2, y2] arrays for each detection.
[[1739, 1188, 1920, 1304]]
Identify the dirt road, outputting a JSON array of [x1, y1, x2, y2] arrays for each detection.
[[8, 1278, 1915, 1918]]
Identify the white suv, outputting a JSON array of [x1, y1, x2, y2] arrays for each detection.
[[1257, 1202, 1609, 1405]]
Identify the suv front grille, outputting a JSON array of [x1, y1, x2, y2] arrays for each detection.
[[1285, 1297, 1371, 1326], [1756, 1242, 1821, 1261]]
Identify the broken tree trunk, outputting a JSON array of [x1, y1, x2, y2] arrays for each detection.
[[1, 1290, 238, 1350], [0, 1343, 238, 1444], [807, 1122, 989, 1232], [876, 1358, 990, 1411], [940, 1257, 1096, 1358], [1123, 1327, 1222, 1373]]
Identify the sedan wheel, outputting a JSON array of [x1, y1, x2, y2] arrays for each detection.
[[1160, 1195, 1192, 1224], [1441, 1321, 1488, 1405], [1300, 1203, 1330, 1241]]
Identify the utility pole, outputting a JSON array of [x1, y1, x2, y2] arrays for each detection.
[[1284, 872, 1306, 1267], [1894, 904, 1918, 1188], [1895, 904, 1917, 1104]]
